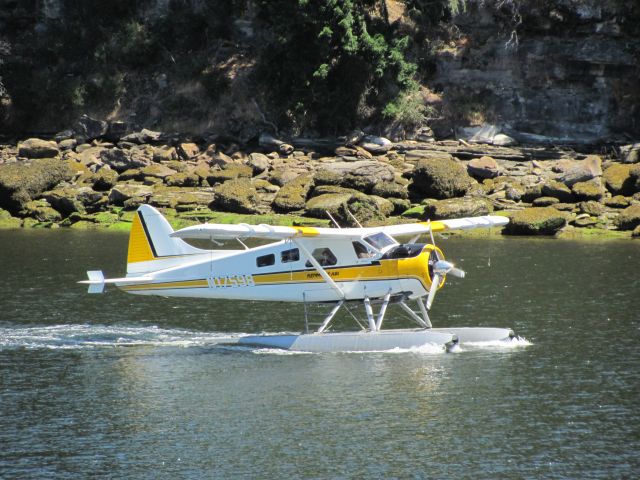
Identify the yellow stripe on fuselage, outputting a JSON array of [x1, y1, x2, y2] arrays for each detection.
[[293, 226, 319, 236], [127, 212, 156, 263], [120, 279, 209, 291]]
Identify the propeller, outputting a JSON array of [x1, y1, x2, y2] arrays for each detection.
[[425, 260, 465, 310]]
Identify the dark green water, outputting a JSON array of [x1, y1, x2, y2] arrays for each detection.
[[1, 230, 639, 479]]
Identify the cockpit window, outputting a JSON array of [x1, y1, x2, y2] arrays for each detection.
[[305, 248, 337, 267], [352, 241, 373, 259], [363, 232, 396, 250]]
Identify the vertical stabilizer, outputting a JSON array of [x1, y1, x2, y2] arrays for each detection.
[[127, 205, 205, 274]]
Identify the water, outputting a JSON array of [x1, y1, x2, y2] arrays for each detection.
[[1, 230, 639, 479]]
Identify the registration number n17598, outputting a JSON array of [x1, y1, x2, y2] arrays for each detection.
[[210, 274, 255, 288]]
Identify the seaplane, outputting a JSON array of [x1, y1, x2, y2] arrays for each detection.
[[80, 204, 514, 352]]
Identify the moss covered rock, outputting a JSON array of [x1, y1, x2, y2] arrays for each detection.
[[305, 193, 353, 218], [371, 181, 409, 199], [0, 158, 74, 213], [165, 172, 200, 187], [18, 138, 59, 159], [603, 164, 634, 195], [0, 208, 22, 228], [572, 180, 605, 201], [604, 195, 631, 209], [421, 197, 491, 220], [504, 207, 568, 235], [108, 184, 153, 207], [532, 196, 559, 207], [22, 199, 62, 223], [312, 169, 342, 186], [140, 163, 177, 180], [578, 201, 605, 216], [206, 163, 253, 185], [273, 175, 314, 212], [213, 179, 259, 214], [614, 205, 640, 231], [411, 156, 475, 199], [541, 180, 574, 202]]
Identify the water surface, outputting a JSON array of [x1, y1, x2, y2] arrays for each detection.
[[1, 230, 638, 478]]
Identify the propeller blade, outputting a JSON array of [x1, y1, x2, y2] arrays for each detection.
[[449, 267, 466, 278], [426, 274, 440, 310]]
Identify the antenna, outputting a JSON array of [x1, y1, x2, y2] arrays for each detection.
[[325, 210, 342, 229]]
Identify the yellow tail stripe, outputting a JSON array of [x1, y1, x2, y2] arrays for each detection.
[[127, 213, 155, 264], [120, 279, 209, 291]]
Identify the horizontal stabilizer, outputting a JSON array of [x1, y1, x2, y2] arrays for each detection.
[[79, 270, 153, 293]]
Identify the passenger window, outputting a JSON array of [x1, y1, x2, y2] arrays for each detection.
[[281, 248, 300, 263], [256, 253, 275, 267], [352, 241, 372, 259], [305, 248, 337, 267]]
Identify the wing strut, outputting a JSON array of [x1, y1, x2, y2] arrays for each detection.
[[293, 239, 345, 300]]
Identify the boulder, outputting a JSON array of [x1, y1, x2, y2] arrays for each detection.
[[578, 201, 605, 216], [533, 197, 560, 207], [90, 167, 119, 191], [21, 199, 62, 223], [614, 205, 640, 231], [120, 128, 162, 144], [371, 181, 409, 199], [358, 135, 392, 154], [105, 121, 136, 142], [558, 155, 602, 186], [467, 156, 500, 179], [305, 193, 353, 218], [0, 208, 22, 228], [411, 156, 475, 199], [212, 179, 259, 214], [335, 146, 357, 157], [177, 143, 200, 160], [248, 153, 270, 174], [108, 184, 153, 207], [542, 180, 574, 202], [0, 158, 74, 213], [152, 146, 178, 162], [100, 148, 151, 172], [77, 146, 106, 168], [206, 164, 253, 185], [75, 115, 108, 141], [421, 197, 491, 220], [17, 138, 59, 159], [504, 207, 568, 235], [631, 165, 640, 192], [322, 160, 396, 193], [41, 186, 104, 216], [58, 139, 77, 151], [604, 195, 631, 209], [603, 164, 634, 195], [165, 172, 200, 187], [272, 175, 314, 212], [633, 225, 640, 238], [140, 164, 177, 180], [571, 180, 605, 201], [619, 143, 640, 164]]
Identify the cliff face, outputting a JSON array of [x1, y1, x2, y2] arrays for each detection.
[[429, 0, 640, 142], [0, 0, 638, 143]]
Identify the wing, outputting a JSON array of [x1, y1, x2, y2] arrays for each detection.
[[380, 215, 509, 238], [170, 215, 509, 241]]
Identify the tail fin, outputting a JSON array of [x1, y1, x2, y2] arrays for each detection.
[[127, 205, 204, 274]]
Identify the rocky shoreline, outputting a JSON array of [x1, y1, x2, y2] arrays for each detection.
[[1, 118, 639, 238]]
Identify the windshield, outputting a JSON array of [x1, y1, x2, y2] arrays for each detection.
[[363, 232, 396, 251]]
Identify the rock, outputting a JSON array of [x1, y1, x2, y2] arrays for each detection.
[[504, 207, 568, 236], [614, 205, 640, 231], [108, 184, 153, 207], [58, 139, 77, 151], [0, 158, 74, 213], [248, 153, 270, 174], [371, 182, 409, 199], [207, 164, 253, 185], [54, 130, 75, 142], [75, 115, 108, 141], [492, 133, 516, 146], [140, 164, 177, 180], [533, 196, 560, 206], [421, 197, 491, 220], [305, 193, 353, 218], [165, 172, 200, 187], [152, 146, 177, 162], [319, 160, 396, 193], [522, 184, 543, 202], [213, 179, 259, 214], [41, 186, 103, 216], [105, 121, 135, 142], [0, 208, 22, 228], [100, 148, 151, 172], [558, 155, 602, 186], [604, 195, 631, 209], [254, 179, 280, 194], [259, 133, 293, 156], [335, 146, 357, 157], [120, 128, 163, 144], [404, 150, 452, 163], [603, 164, 634, 195], [619, 143, 640, 164], [358, 135, 392, 154], [467, 156, 500, 179], [355, 146, 374, 159], [90, 167, 118, 191], [572, 216, 598, 228], [571, 180, 605, 201], [17, 138, 59, 159], [631, 165, 640, 193], [177, 143, 200, 160], [370, 195, 395, 217], [273, 175, 314, 212], [117, 168, 143, 181], [456, 124, 514, 146], [22, 199, 62, 223], [578, 201, 605, 216], [304, 191, 388, 225], [388, 197, 411, 214], [269, 168, 301, 187], [411, 156, 475, 199], [542, 180, 574, 202], [633, 225, 640, 238]]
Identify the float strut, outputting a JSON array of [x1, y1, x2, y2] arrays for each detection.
[[399, 300, 429, 328], [375, 291, 392, 331], [317, 300, 344, 333], [364, 297, 376, 332]]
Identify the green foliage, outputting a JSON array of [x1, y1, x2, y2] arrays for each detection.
[[382, 89, 428, 129]]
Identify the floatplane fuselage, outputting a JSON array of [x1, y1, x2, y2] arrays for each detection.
[[80, 205, 515, 351]]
